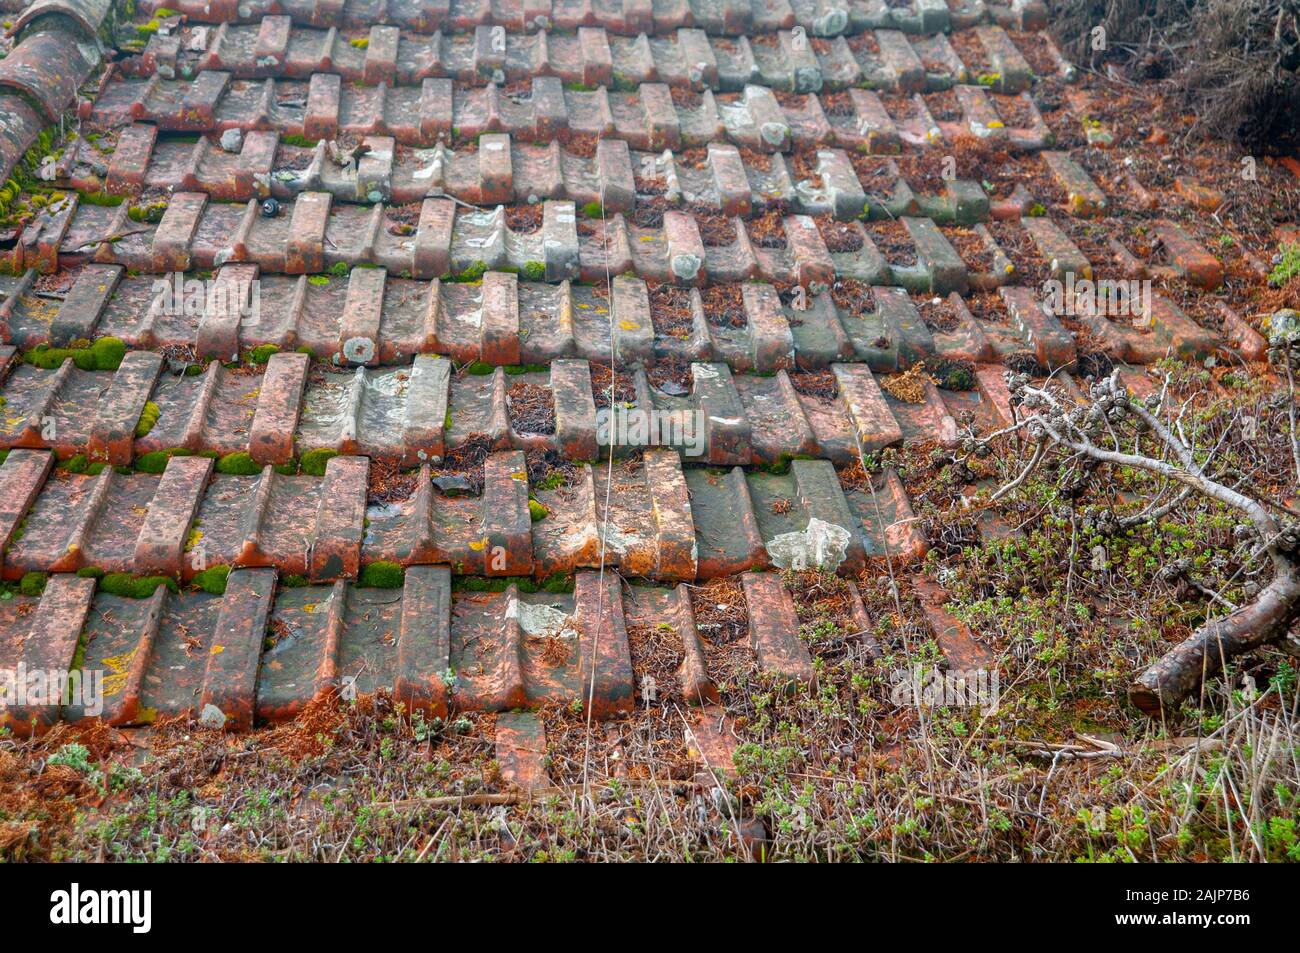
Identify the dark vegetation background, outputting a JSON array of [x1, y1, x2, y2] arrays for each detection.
[[1049, 0, 1300, 152]]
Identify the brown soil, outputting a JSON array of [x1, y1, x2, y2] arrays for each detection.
[[847, 31, 880, 57], [946, 29, 992, 75], [634, 164, 667, 196], [784, 571, 858, 647], [275, 144, 315, 172], [435, 434, 493, 495], [505, 204, 543, 234], [949, 135, 1033, 197], [964, 291, 1007, 324], [1063, 220, 1120, 280], [993, 93, 1039, 129], [831, 277, 876, 315], [674, 148, 710, 170], [632, 193, 671, 229], [367, 458, 419, 505], [893, 152, 949, 196], [691, 577, 749, 647], [820, 90, 856, 118], [789, 369, 838, 400], [699, 284, 748, 331], [736, 147, 772, 173], [914, 294, 961, 333], [1008, 29, 1060, 77], [690, 207, 736, 247], [927, 88, 963, 123], [788, 149, 824, 189], [624, 622, 686, 707], [1163, 280, 1226, 333], [648, 283, 696, 340], [748, 209, 788, 249], [989, 219, 1049, 288], [525, 449, 578, 489], [647, 360, 693, 395], [507, 381, 556, 435], [669, 86, 702, 110], [816, 215, 864, 253], [868, 219, 917, 267], [945, 227, 994, 272], [848, 153, 897, 197], [589, 363, 637, 409], [564, 134, 599, 159]]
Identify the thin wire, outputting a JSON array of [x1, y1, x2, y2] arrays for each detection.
[[581, 144, 620, 803]]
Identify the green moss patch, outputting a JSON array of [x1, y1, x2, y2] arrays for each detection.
[[135, 448, 193, 474], [358, 560, 404, 588], [191, 565, 231, 595], [24, 337, 127, 372], [99, 574, 179, 599], [134, 401, 161, 438], [247, 344, 279, 365], [299, 448, 338, 477], [19, 571, 47, 596], [215, 451, 261, 475]]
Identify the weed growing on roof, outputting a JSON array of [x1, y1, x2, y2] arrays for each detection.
[[449, 261, 487, 283], [1270, 242, 1300, 287]]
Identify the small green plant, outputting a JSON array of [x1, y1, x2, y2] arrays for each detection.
[[1269, 242, 1300, 287], [528, 499, 549, 522], [48, 743, 103, 788], [247, 344, 279, 364], [451, 261, 488, 283]]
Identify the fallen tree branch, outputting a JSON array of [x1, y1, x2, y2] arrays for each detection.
[[983, 369, 1300, 717]]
